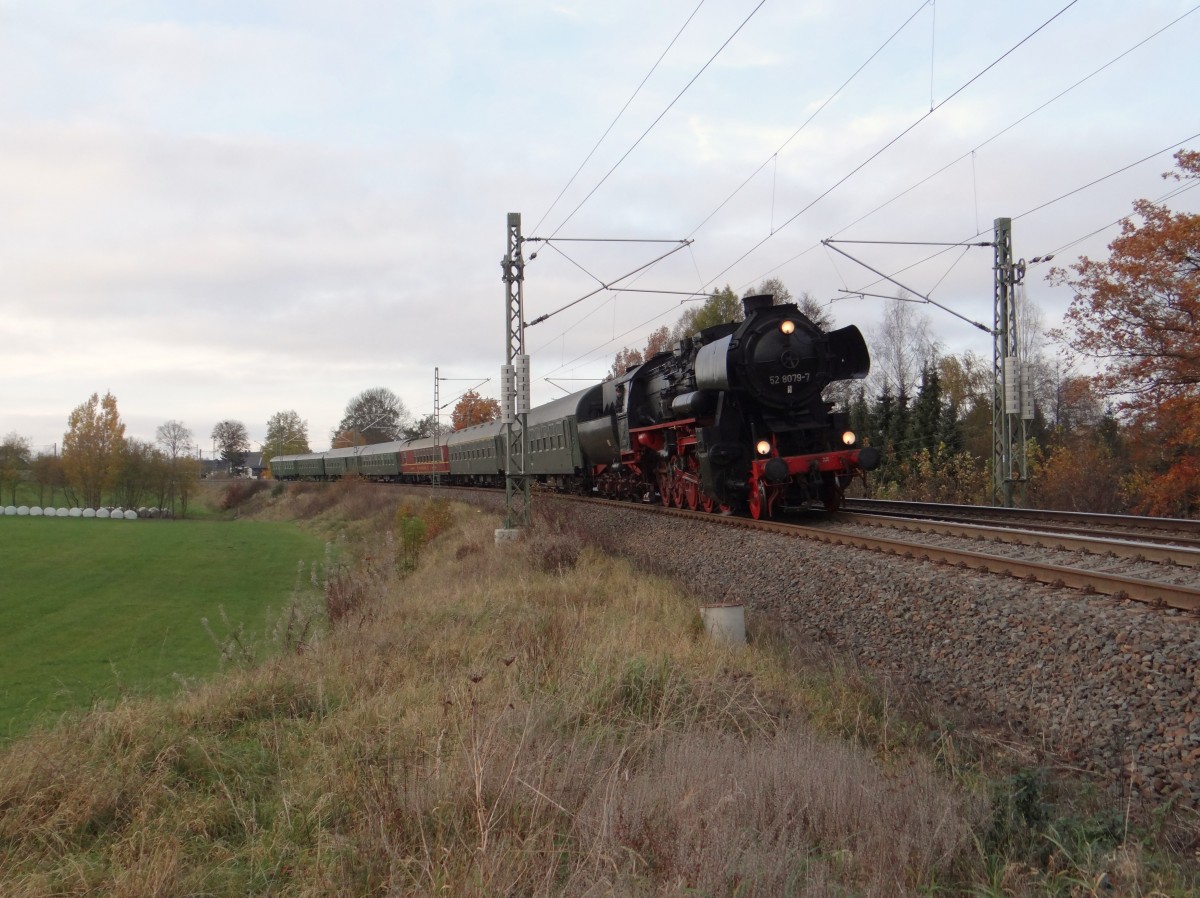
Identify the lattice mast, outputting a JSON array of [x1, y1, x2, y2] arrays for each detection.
[[432, 367, 442, 489], [991, 217, 1029, 506], [501, 213, 531, 527]]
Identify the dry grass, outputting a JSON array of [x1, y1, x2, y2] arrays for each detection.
[[0, 488, 1194, 897]]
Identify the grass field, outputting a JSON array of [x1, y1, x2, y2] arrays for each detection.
[[0, 515, 326, 741]]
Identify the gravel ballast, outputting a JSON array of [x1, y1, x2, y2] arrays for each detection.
[[561, 500, 1200, 813]]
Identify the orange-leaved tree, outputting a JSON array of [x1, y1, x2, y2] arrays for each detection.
[[62, 391, 126, 508], [1051, 150, 1200, 516], [608, 325, 671, 379], [450, 390, 500, 431]]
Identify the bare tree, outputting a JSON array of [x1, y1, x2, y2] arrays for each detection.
[[867, 295, 938, 400], [335, 388, 411, 444], [156, 420, 194, 460]]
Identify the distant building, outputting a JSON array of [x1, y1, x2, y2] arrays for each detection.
[[242, 453, 265, 479], [200, 453, 264, 479]]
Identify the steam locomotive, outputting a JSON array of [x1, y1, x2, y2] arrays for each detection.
[[270, 294, 879, 518]]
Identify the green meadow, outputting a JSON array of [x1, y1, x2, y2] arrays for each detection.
[[0, 516, 326, 741]]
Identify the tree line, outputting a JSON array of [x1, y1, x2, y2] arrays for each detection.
[[2, 395, 203, 515], [1, 385, 506, 511]]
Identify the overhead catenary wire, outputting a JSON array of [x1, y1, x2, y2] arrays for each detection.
[[532, 0, 708, 237], [699, 0, 1084, 294], [543, 0, 770, 241], [687, 0, 933, 240], [739, 4, 1200, 295], [1027, 178, 1200, 270], [1012, 130, 1200, 223]]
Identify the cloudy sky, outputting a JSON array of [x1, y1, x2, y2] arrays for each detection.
[[3, 0, 1198, 454]]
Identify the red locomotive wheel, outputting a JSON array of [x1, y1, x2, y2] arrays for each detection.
[[684, 478, 698, 510], [671, 471, 685, 507], [658, 472, 671, 506]]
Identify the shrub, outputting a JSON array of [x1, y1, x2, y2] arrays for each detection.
[[218, 479, 269, 511]]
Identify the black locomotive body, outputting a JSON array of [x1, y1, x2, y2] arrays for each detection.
[[576, 293, 879, 517]]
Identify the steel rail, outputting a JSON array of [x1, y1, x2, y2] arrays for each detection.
[[843, 498, 1200, 538], [832, 512, 1200, 568]]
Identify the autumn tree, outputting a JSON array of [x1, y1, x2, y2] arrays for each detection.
[[1051, 150, 1200, 515], [335, 387, 411, 444], [112, 439, 160, 509], [176, 456, 200, 516], [672, 285, 743, 341], [62, 391, 126, 508], [936, 351, 992, 460], [211, 420, 250, 470], [608, 326, 671, 379], [263, 410, 310, 464], [0, 432, 32, 504], [450, 391, 500, 431]]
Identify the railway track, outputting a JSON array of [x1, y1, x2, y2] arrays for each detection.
[[551, 493, 1200, 615], [842, 498, 1200, 549]]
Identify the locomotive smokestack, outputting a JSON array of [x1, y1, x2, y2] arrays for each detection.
[[742, 294, 773, 316]]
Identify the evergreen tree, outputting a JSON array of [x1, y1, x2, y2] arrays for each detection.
[[849, 387, 871, 445], [907, 364, 943, 454], [870, 385, 895, 453], [937, 396, 964, 454]]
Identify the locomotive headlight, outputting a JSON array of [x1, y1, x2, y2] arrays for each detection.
[[841, 430, 857, 446], [756, 440, 772, 456], [780, 319, 796, 335]]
